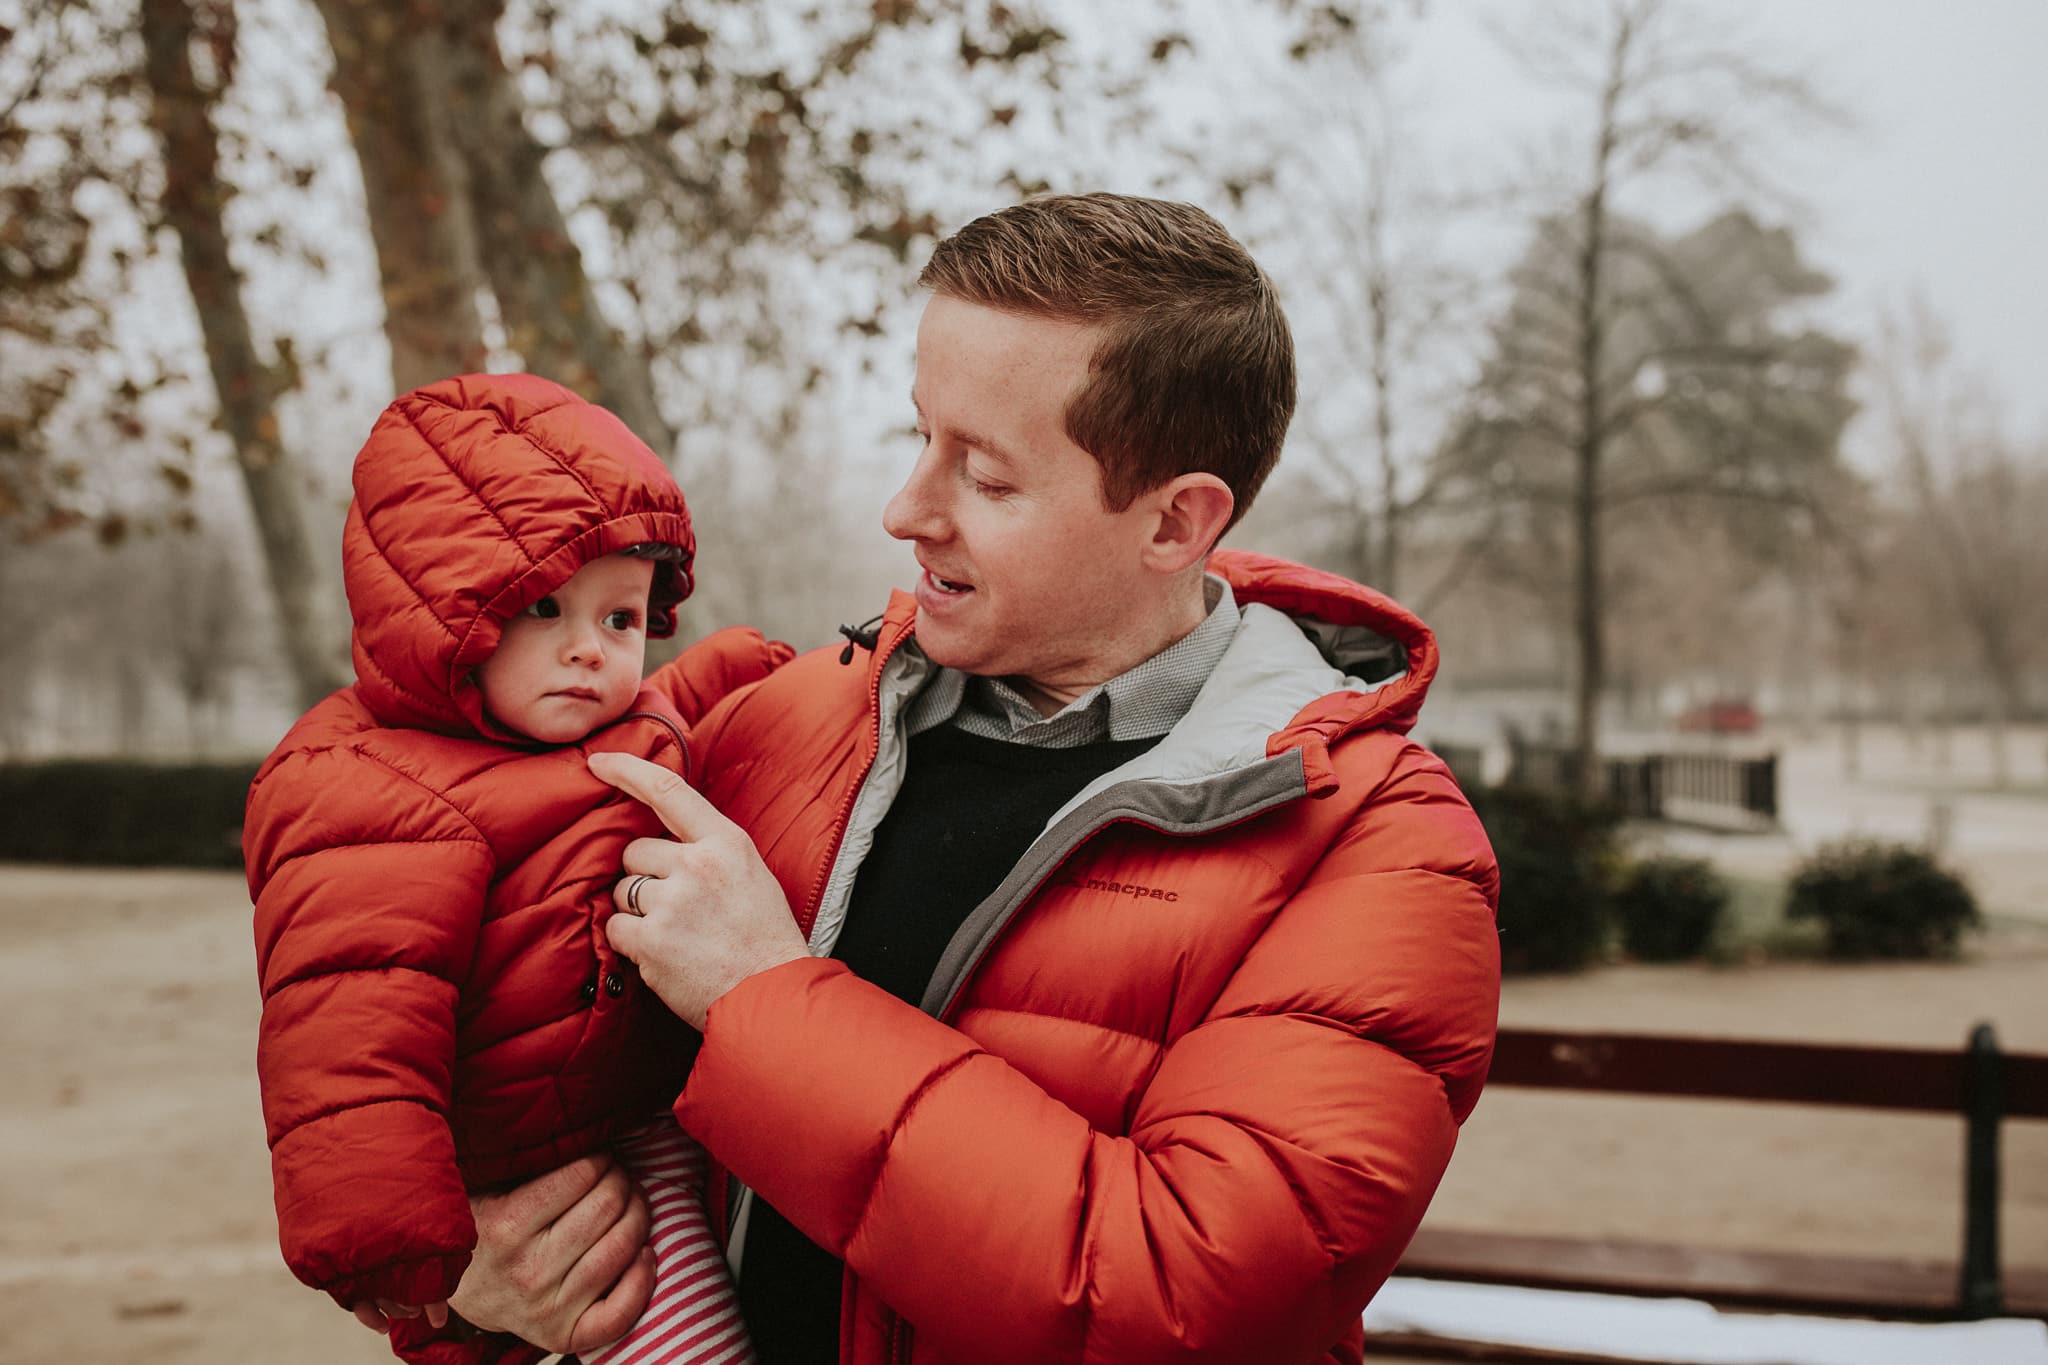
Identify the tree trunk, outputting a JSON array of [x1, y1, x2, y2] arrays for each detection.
[[1570, 191, 1609, 803], [1973, 611, 2025, 790], [430, 0, 674, 455], [1832, 597, 1863, 778], [1370, 309, 1400, 594], [1351, 512, 1377, 596], [310, 0, 488, 393], [140, 0, 345, 710], [314, 0, 664, 450], [1567, 9, 1634, 804], [1571, 413, 1604, 801], [1365, 190, 1399, 595]]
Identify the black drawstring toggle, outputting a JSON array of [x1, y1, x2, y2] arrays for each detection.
[[837, 613, 886, 665]]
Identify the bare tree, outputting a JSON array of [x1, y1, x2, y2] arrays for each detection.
[[1256, 28, 1475, 597], [1449, 0, 1850, 796], [139, 0, 344, 707], [1870, 300, 2048, 785], [1133, 3, 1469, 598]]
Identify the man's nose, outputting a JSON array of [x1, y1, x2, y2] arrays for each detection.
[[883, 448, 947, 543]]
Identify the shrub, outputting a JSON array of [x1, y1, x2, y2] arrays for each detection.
[[0, 761, 257, 868], [1467, 786, 1619, 974], [1613, 855, 1728, 962], [1785, 840, 1981, 960]]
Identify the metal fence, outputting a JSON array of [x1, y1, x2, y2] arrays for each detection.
[[1502, 738, 1779, 827]]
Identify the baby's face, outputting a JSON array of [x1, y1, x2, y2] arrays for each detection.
[[474, 555, 654, 744]]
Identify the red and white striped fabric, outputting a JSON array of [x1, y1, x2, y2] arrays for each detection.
[[581, 1117, 755, 1365]]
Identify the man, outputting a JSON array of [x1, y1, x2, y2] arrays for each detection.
[[447, 193, 1500, 1365]]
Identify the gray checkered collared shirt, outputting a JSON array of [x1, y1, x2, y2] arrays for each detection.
[[900, 577, 1240, 748]]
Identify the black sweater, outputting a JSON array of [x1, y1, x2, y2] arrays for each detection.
[[738, 724, 1154, 1363]]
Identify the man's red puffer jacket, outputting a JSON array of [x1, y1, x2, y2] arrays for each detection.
[[244, 374, 787, 1363], [680, 549, 1501, 1365]]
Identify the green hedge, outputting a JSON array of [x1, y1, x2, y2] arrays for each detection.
[[0, 761, 258, 868], [1467, 785, 1621, 974], [1613, 855, 1729, 962], [1786, 840, 1982, 960]]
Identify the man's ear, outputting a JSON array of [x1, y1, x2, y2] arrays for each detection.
[[1139, 473, 1235, 574]]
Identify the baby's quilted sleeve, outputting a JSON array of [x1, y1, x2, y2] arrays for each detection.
[[246, 746, 494, 1308]]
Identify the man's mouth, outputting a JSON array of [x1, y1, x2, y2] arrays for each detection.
[[923, 569, 973, 595]]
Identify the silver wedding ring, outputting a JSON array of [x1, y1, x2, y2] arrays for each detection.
[[624, 873, 654, 915]]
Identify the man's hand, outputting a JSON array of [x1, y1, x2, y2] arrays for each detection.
[[447, 1152, 656, 1355], [349, 1298, 449, 1334], [591, 752, 810, 1030]]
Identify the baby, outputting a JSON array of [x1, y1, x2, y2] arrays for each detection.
[[245, 374, 784, 1365]]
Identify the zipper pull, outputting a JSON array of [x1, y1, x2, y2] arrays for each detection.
[[837, 613, 885, 665]]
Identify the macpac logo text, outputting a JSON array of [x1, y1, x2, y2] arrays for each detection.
[[1056, 876, 1179, 903]]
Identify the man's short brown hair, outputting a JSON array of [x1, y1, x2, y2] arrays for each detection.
[[919, 193, 1295, 530]]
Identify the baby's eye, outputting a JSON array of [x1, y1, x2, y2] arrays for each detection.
[[523, 596, 561, 620], [603, 609, 640, 630]]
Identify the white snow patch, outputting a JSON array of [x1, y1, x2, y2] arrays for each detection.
[[1365, 1278, 2048, 1364]]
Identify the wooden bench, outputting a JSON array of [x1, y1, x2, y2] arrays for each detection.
[[1383, 1024, 2048, 1356]]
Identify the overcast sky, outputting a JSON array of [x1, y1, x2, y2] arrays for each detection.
[[1394, 0, 2048, 447]]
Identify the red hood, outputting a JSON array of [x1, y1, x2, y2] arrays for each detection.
[[341, 373, 693, 740], [1208, 546, 1437, 741]]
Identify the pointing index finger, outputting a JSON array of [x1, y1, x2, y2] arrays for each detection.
[[587, 751, 717, 842]]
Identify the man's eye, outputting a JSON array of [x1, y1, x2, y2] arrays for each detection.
[[966, 467, 1011, 498], [959, 461, 1009, 497], [604, 609, 639, 630], [524, 596, 561, 620]]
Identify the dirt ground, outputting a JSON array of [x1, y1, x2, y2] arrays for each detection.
[[3, 863, 2044, 1365]]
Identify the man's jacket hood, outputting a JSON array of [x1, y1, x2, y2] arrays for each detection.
[[342, 372, 693, 741]]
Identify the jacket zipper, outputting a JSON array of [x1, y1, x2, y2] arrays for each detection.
[[724, 628, 908, 1337], [798, 632, 904, 939], [888, 1310, 911, 1364]]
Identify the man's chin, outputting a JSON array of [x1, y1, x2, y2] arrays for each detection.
[[912, 612, 997, 676]]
